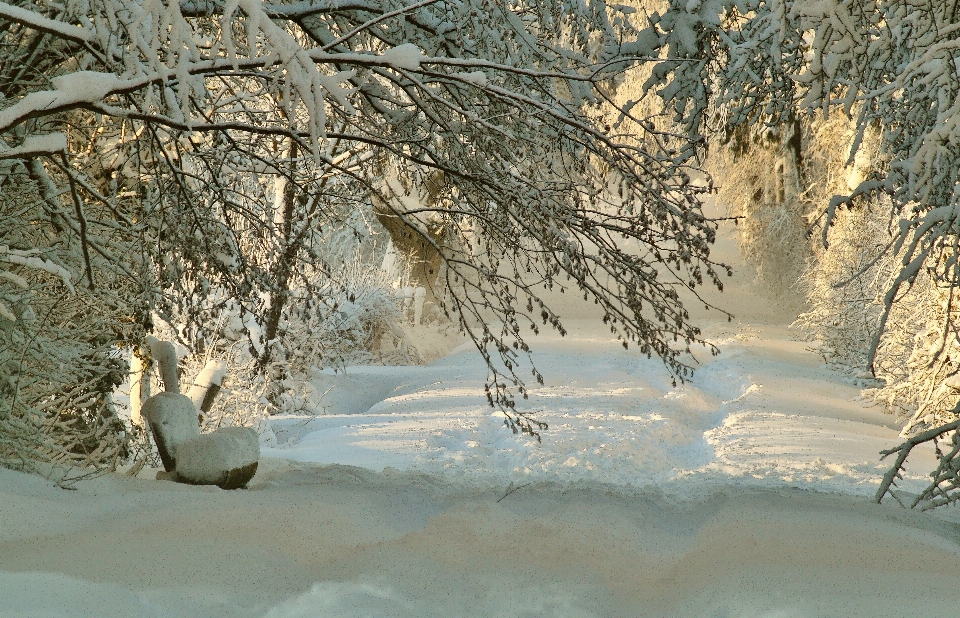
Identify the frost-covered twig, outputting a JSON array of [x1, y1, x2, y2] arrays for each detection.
[[875, 415, 960, 506]]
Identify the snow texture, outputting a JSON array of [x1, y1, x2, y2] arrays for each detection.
[[145, 336, 180, 393], [454, 71, 488, 87], [0, 3, 93, 42], [174, 427, 259, 486], [0, 72, 129, 132], [187, 359, 228, 409], [0, 133, 67, 159], [1, 246, 74, 292], [0, 301, 15, 321], [140, 392, 200, 471], [263, 325, 938, 499], [380, 43, 425, 70]]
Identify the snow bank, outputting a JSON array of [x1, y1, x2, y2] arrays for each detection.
[[2, 323, 957, 617], [2, 463, 959, 618]]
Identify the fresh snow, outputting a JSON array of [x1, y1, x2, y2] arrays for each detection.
[[1, 246, 74, 292], [380, 43, 425, 70], [187, 359, 228, 409], [2, 219, 959, 617], [454, 71, 488, 87], [175, 426, 259, 485], [0, 132, 67, 159], [264, 322, 937, 499], [0, 72, 129, 133], [0, 3, 93, 43]]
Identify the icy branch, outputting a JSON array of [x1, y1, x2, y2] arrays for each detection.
[[875, 415, 960, 505]]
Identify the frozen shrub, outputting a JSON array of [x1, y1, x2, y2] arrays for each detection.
[[1, 229, 131, 484], [148, 254, 408, 432]]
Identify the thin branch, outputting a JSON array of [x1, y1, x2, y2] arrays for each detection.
[[59, 153, 95, 289], [875, 415, 960, 504]]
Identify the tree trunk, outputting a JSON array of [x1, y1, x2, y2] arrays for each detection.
[[260, 140, 299, 370]]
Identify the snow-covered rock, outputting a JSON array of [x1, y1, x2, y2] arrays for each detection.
[[140, 392, 200, 472], [174, 427, 260, 489]]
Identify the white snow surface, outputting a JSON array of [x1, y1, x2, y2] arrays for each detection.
[[3, 216, 959, 617], [176, 427, 260, 485], [266, 326, 933, 499]]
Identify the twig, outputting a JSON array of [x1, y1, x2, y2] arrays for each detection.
[[497, 481, 531, 503], [59, 153, 95, 289]]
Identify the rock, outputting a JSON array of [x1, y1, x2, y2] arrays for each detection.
[[174, 427, 260, 489], [140, 392, 200, 472]]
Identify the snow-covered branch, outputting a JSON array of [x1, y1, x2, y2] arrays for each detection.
[[1, 0, 726, 456], [0, 2, 94, 43], [0, 133, 67, 159]]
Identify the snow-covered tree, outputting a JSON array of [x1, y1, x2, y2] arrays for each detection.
[[645, 0, 960, 506], [0, 167, 132, 485], [1, 0, 729, 481], [649, 0, 960, 373]]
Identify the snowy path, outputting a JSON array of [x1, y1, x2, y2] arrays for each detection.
[[264, 322, 936, 499], [4, 216, 960, 617], [3, 328, 960, 618]]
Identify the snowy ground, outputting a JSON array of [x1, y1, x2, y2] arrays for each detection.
[[3, 221, 960, 617], [266, 322, 930, 500]]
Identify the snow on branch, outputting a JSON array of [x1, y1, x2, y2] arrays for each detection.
[[0, 73, 150, 133], [0, 133, 67, 160], [876, 415, 960, 509], [0, 0, 726, 443], [0, 246, 74, 293], [180, 0, 382, 18], [0, 2, 94, 43]]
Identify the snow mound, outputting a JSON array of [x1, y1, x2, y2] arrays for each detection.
[[381, 43, 424, 70], [175, 426, 260, 488]]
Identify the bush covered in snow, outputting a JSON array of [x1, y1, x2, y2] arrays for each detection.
[[0, 170, 133, 486], [147, 251, 410, 432]]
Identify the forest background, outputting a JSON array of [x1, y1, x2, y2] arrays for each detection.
[[2, 0, 960, 508]]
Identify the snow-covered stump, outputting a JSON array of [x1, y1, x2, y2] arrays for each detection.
[[186, 359, 227, 417], [139, 339, 258, 489], [174, 427, 259, 490]]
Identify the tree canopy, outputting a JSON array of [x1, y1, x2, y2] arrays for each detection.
[[1, 0, 730, 481]]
